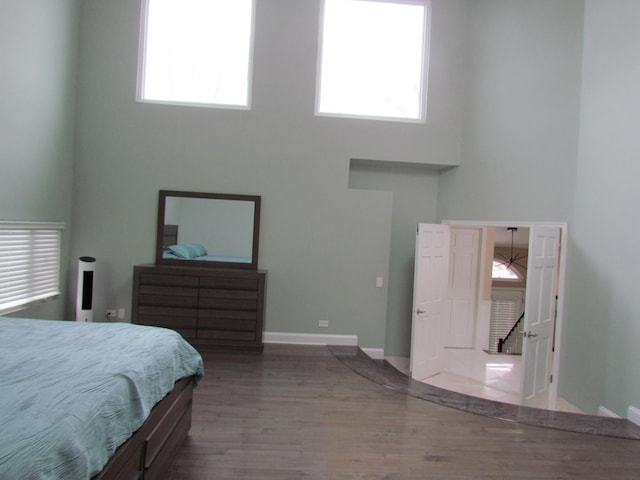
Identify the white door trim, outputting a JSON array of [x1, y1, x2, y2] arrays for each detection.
[[442, 220, 568, 409]]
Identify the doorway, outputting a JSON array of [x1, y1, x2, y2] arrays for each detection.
[[409, 221, 568, 410], [489, 226, 529, 355]]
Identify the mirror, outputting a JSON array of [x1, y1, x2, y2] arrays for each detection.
[[156, 190, 261, 270]]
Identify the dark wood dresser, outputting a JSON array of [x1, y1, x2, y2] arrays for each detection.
[[132, 264, 266, 350]]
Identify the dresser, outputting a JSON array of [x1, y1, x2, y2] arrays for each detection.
[[132, 264, 266, 350]]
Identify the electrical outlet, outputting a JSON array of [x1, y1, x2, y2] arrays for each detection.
[[376, 276, 384, 288], [117, 308, 125, 319], [318, 320, 329, 328], [105, 309, 117, 319]]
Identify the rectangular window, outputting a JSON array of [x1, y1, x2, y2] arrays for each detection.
[[137, 0, 255, 108], [0, 222, 64, 315], [317, 0, 430, 122]]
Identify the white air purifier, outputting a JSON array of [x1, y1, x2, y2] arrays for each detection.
[[76, 256, 96, 322]]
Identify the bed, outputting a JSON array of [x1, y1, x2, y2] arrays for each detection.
[[161, 224, 251, 264], [162, 242, 251, 263], [0, 317, 204, 480]]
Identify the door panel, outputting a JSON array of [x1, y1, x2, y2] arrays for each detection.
[[410, 224, 450, 381], [447, 228, 480, 348], [521, 226, 560, 408]]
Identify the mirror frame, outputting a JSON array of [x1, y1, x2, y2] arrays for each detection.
[[156, 190, 261, 270]]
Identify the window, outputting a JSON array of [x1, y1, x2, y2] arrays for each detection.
[[492, 260, 520, 280], [0, 222, 64, 315], [316, 0, 430, 122], [138, 0, 254, 108]]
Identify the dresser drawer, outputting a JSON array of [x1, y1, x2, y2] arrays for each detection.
[[139, 293, 198, 309], [199, 277, 258, 291], [139, 284, 198, 298], [197, 310, 257, 332], [199, 289, 257, 311], [196, 329, 256, 341], [139, 273, 198, 288]]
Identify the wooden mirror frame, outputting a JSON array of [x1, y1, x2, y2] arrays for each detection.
[[155, 190, 261, 270]]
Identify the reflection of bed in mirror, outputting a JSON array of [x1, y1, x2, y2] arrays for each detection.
[[162, 224, 252, 264], [156, 190, 261, 270], [162, 224, 178, 249]]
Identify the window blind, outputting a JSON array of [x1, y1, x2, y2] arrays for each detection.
[[0, 221, 64, 315], [488, 288, 524, 354]]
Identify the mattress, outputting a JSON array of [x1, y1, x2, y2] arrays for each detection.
[[0, 317, 204, 480], [163, 251, 251, 263]]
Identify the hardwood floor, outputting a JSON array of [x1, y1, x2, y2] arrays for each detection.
[[168, 344, 640, 479]]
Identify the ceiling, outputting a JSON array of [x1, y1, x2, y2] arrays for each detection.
[[494, 226, 529, 248]]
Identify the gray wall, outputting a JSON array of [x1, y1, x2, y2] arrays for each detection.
[[437, 0, 583, 222], [349, 160, 440, 356], [562, 0, 640, 415], [5, 0, 639, 417], [0, 0, 80, 319], [71, 0, 468, 349]]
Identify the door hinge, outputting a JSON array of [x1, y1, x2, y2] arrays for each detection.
[[549, 375, 553, 384]]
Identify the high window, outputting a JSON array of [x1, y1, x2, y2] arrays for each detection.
[[0, 222, 64, 315], [138, 0, 254, 108], [316, 0, 430, 122], [492, 260, 520, 280]]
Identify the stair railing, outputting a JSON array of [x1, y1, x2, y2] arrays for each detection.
[[497, 312, 524, 354]]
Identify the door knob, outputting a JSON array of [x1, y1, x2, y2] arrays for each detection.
[[520, 331, 538, 338], [416, 309, 425, 314]]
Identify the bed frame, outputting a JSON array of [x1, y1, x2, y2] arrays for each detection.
[[162, 224, 179, 250], [92, 376, 194, 480]]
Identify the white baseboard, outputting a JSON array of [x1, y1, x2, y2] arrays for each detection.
[[263, 332, 385, 358], [596, 405, 640, 425], [263, 331, 358, 346], [555, 397, 584, 414], [361, 348, 384, 360], [628, 405, 640, 426], [385, 356, 410, 375], [598, 405, 621, 418]]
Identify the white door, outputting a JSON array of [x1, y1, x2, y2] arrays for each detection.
[[410, 224, 450, 381], [521, 226, 560, 408], [447, 228, 480, 348]]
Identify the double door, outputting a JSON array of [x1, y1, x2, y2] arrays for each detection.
[[410, 223, 563, 408]]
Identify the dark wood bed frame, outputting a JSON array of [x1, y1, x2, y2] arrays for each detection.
[[92, 376, 194, 480], [162, 224, 179, 250]]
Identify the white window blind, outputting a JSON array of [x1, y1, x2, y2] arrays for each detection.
[[0, 221, 64, 315], [488, 288, 524, 354]]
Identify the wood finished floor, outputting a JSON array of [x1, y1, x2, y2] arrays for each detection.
[[168, 345, 640, 479]]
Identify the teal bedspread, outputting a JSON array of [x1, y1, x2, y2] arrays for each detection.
[[0, 318, 204, 480]]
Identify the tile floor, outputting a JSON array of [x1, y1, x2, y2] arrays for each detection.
[[387, 349, 585, 413]]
